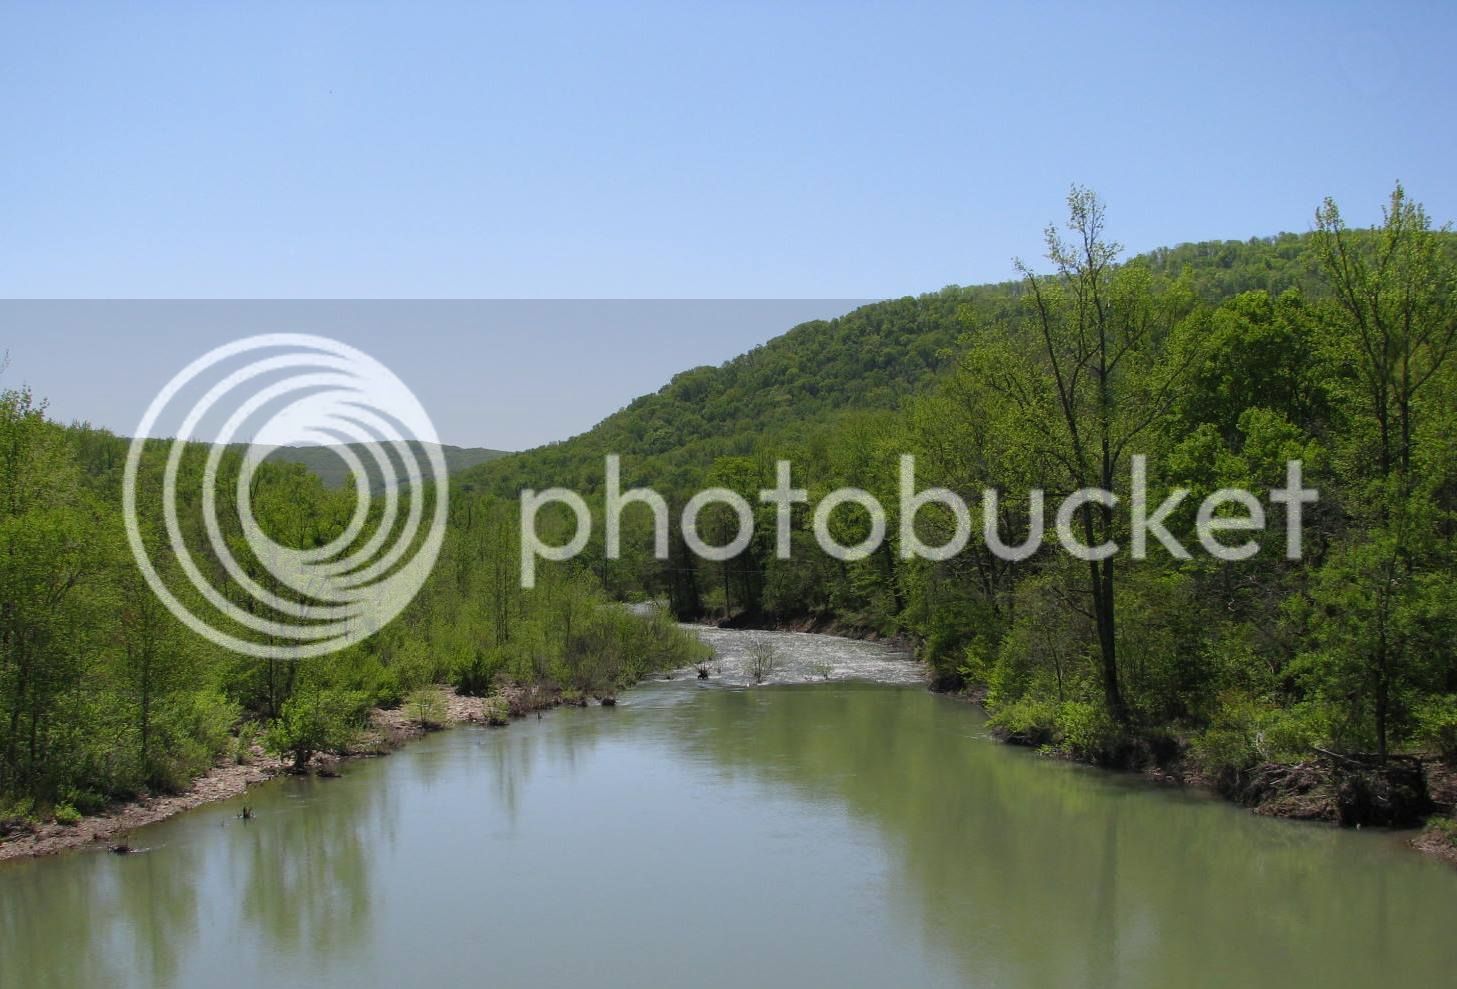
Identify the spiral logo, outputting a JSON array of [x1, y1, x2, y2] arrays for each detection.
[[122, 334, 449, 659]]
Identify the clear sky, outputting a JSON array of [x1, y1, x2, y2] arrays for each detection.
[[1, 1, 1453, 446]]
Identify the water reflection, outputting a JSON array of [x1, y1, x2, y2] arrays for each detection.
[[231, 773, 387, 958], [3, 656, 1456, 989], [661, 682, 1457, 988]]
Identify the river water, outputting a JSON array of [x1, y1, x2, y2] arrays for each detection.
[[2, 628, 1455, 988]]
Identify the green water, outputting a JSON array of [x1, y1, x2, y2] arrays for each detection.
[[3, 679, 1455, 988]]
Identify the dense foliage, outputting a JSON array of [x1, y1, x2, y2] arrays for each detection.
[[0, 399, 703, 820], [4, 184, 1453, 829], [467, 185, 1457, 786]]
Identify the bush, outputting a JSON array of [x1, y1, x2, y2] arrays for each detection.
[[266, 687, 364, 769], [64, 788, 108, 815], [53, 802, 81, 825], [483, 696, 510, 727], [147, 690, 241, 792], [1054, 701, 1121, 762], [1191, 718, 1260, 775], [231, 721, 261, 765], [987, 696, 1058, 745], [1428, 816, 1457, 847], [1260, 703, 1329, 761], [407, 687, 449, 729], [746, 638, 779, 684], [451, 648, 501, 697], [345, 658, 404, 709], [1415, 696, 1457, 762], [1191, 697, 1330, 776]]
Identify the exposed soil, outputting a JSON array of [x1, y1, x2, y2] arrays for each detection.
[[0, 684, 597, 863], [1411, 762, 1457, 866], [1412, 820, 1457, 867], [0, 753, 288, 861]]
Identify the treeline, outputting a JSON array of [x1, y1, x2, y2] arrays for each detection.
[[474, 185, 1457, 798], [0, 395, 704, 821]]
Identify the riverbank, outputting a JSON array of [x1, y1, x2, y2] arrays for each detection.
[[982, 704, 1457, 867], [1414, 818, 1457, 867], [0, 684, 590, 862], [705, 613, 1457, 867]]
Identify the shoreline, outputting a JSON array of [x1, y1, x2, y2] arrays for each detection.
[[0, 686, 568, 863], [976, 699, 1457, 868], [4, 631, 1455, 870], [693, 612, 1457, 867]]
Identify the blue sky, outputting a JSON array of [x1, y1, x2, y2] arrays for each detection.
[[0, 1, 1453, 446]]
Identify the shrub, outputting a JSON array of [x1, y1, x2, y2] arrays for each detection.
[[407, 687, 450, 730], [266, 688, 364, 769], [65, 788, 107, 815], [483, 696, 510, 727], [148, 690, 241, 792], [1054, 701, 1121, 762], [1428, 817, 1457, 847], [986, 696, 1058, 745], [1191, 718, 1260, 775], [350, 660, 404, 709], [1191, 697, 1329, 776], [1260, 703, 1328, 761], [53, 802, 82, 825], [1415, 696, 1457, 762], [232, 721, 261, 765], [451, 649, 500, 697], [746, 638, 779, 684]]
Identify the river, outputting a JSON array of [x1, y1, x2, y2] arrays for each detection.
[[2, 628, 1454, 988]]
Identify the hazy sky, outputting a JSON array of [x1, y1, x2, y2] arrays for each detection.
[[0, 301, 863, 448], [1, 2, 1453, 446]]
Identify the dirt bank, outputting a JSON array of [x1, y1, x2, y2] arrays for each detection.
[[990, 717, 1457, 867], [0, 755, 290, 862], [1413, 819, 1457, 867], [0, 684, 587, 863]]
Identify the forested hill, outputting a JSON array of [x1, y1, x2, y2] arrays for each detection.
[[461, 232, 1317, 496], [264, 442, 508, 490], [454, 190, 1457, 836]]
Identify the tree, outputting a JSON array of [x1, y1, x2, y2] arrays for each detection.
[[969, 188, 1194, 723], [1309, 184, 1457, 760], [1315, 184, 1457, 493]]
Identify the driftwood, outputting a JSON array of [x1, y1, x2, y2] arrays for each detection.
[[1307, 748, 1432, 827], [1313, 746, 1423, 768]]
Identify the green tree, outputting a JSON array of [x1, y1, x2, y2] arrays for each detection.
[[967, 188, 1194, 722]]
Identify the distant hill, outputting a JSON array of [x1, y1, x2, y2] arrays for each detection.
[[459, 233, 1319, 496], [263, 442, 508, 490]]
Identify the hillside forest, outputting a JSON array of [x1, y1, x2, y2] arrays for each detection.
[[3, 183, 1454, 833]]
